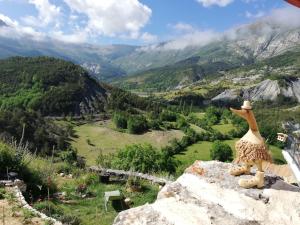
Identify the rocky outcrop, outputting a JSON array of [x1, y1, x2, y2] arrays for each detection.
[[113, 161, 300, 225], [212, 89, 241, 102], [213, 78, 300, 103]]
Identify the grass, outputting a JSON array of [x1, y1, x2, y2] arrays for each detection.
[[175, 138, 286, 174], [212, 123, 235, 134], [190, 124, 205, 133], [191, 112, 205, 120], [71, 120, 184, 165], [36, 174, 158, 225]]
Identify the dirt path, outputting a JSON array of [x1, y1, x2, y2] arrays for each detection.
[[0, 193, 44, 225]]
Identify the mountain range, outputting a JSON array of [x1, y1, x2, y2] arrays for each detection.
[[0, 19, 300, 100]]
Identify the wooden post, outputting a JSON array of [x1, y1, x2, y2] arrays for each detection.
[[2, 206, 5, 225]]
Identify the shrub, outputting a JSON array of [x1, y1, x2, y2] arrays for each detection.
[[0, 188, 5, 199], [0, 142, 22, 174], [59, 214, 81, 225], [127, 115, 148, 134], [96, 150, 113, 168], [210, 141, 233, 162], [59, 147, 78, 164], [160, 110, 177, 122], [34, 201, 63, 217], [148, 119, 161, 130], [113, 112, 128, 129], [112, 144, 161, 173], [176, 117, 189, 129]]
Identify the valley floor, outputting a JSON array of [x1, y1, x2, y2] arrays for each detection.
[[71, 120, 184, 165]]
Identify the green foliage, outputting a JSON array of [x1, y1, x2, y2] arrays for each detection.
[[59, 147, 78, 164], [113, 111, 128, 129], [112, 144, 177, 174], [96, 151, 113, 168], [176, 117, 189, 129], [112, 144, 161, 173], [0, 188, 6, 199], [34, 201, 63, 218], [0, 56, 107, 116], [127, 115, 148, 134], [0, 142, 22, 174], [108, 87, 162, 113], [160, 110, 177, 122], [0, 109, 69, 154], [210, 140, 233, 162]]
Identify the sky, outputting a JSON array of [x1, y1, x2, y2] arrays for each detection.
[[0, 0, 299, 46]]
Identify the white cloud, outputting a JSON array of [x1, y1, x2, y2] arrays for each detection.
[[171, 22, 195, 33], [263, 6, 300, 29], [63, 0, 152, 38], [245, 10, 265, 19], [22, 0, 61, 27], [140, 32, 158, 43], [0, 13, 45, 40], [140, 29, 220, 51], [162, 30, 220, 50], [196, 0, 234, 7], [52, 30, 88, 43]]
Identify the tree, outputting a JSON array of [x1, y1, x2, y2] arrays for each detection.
[[127, 115, 148, 134], [113, 112, 128, 129], [112, 144, 161, 173], [210, 141, 233, 162]]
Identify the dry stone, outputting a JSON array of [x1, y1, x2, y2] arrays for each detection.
[[113, 161, 300, 225]]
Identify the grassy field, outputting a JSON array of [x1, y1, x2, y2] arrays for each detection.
[[175, 138, 286, 174], [191, 112, 205, 119], [34, 174, 158, 225], [212, 123, 235, 134], [190, 124, 205, 133], [71, 120, 184, 165]]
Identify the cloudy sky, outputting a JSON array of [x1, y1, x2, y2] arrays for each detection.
[[0, 0, 299, 45]]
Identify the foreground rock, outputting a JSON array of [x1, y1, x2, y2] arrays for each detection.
[[113, 161, 300, 225]]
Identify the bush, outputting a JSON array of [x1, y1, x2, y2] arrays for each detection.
[[59, 146, 78, 164], [0, 188, 6, 199], [96, 150, 113, 168], [176, 117, 189, 129], [59, 214, 81, 225], [112, 144, 161, 173], [160, 110, 177, 122], [113, 112, 128, 129], [0, 142, 22, 174], [127, 115, 148, 134], [148, 119, 161, 130], [210, 141, 233, 162], [34, 201, 63, 217]]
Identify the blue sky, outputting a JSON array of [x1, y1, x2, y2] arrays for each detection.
[[0, 0, 297, 45]]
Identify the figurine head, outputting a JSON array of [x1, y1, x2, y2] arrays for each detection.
[[229, 100, 252, 120], [241, 100, 252, 110]]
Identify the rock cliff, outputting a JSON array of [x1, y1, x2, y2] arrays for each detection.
[[113, 161, 300, 225], [213, 78, 300, 103]]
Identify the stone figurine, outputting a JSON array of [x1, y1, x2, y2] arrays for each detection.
[[229, 100, 272, 188]]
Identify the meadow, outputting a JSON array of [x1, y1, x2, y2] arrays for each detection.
[[71, 120, 184, 165]]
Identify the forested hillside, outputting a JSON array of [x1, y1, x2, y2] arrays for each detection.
[[0, 57, 110, 116]]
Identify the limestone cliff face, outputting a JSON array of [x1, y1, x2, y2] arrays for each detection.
[[213, 78, 300, 103], [113, 161, 300, 225]]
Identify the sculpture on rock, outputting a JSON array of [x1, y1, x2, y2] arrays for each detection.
[[229, 100, 272, 188]]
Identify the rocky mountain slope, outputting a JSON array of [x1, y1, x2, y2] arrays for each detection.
[[213, 78, 300, 103], [0, 18, 299, 84], [114, 161, 300, 225]]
